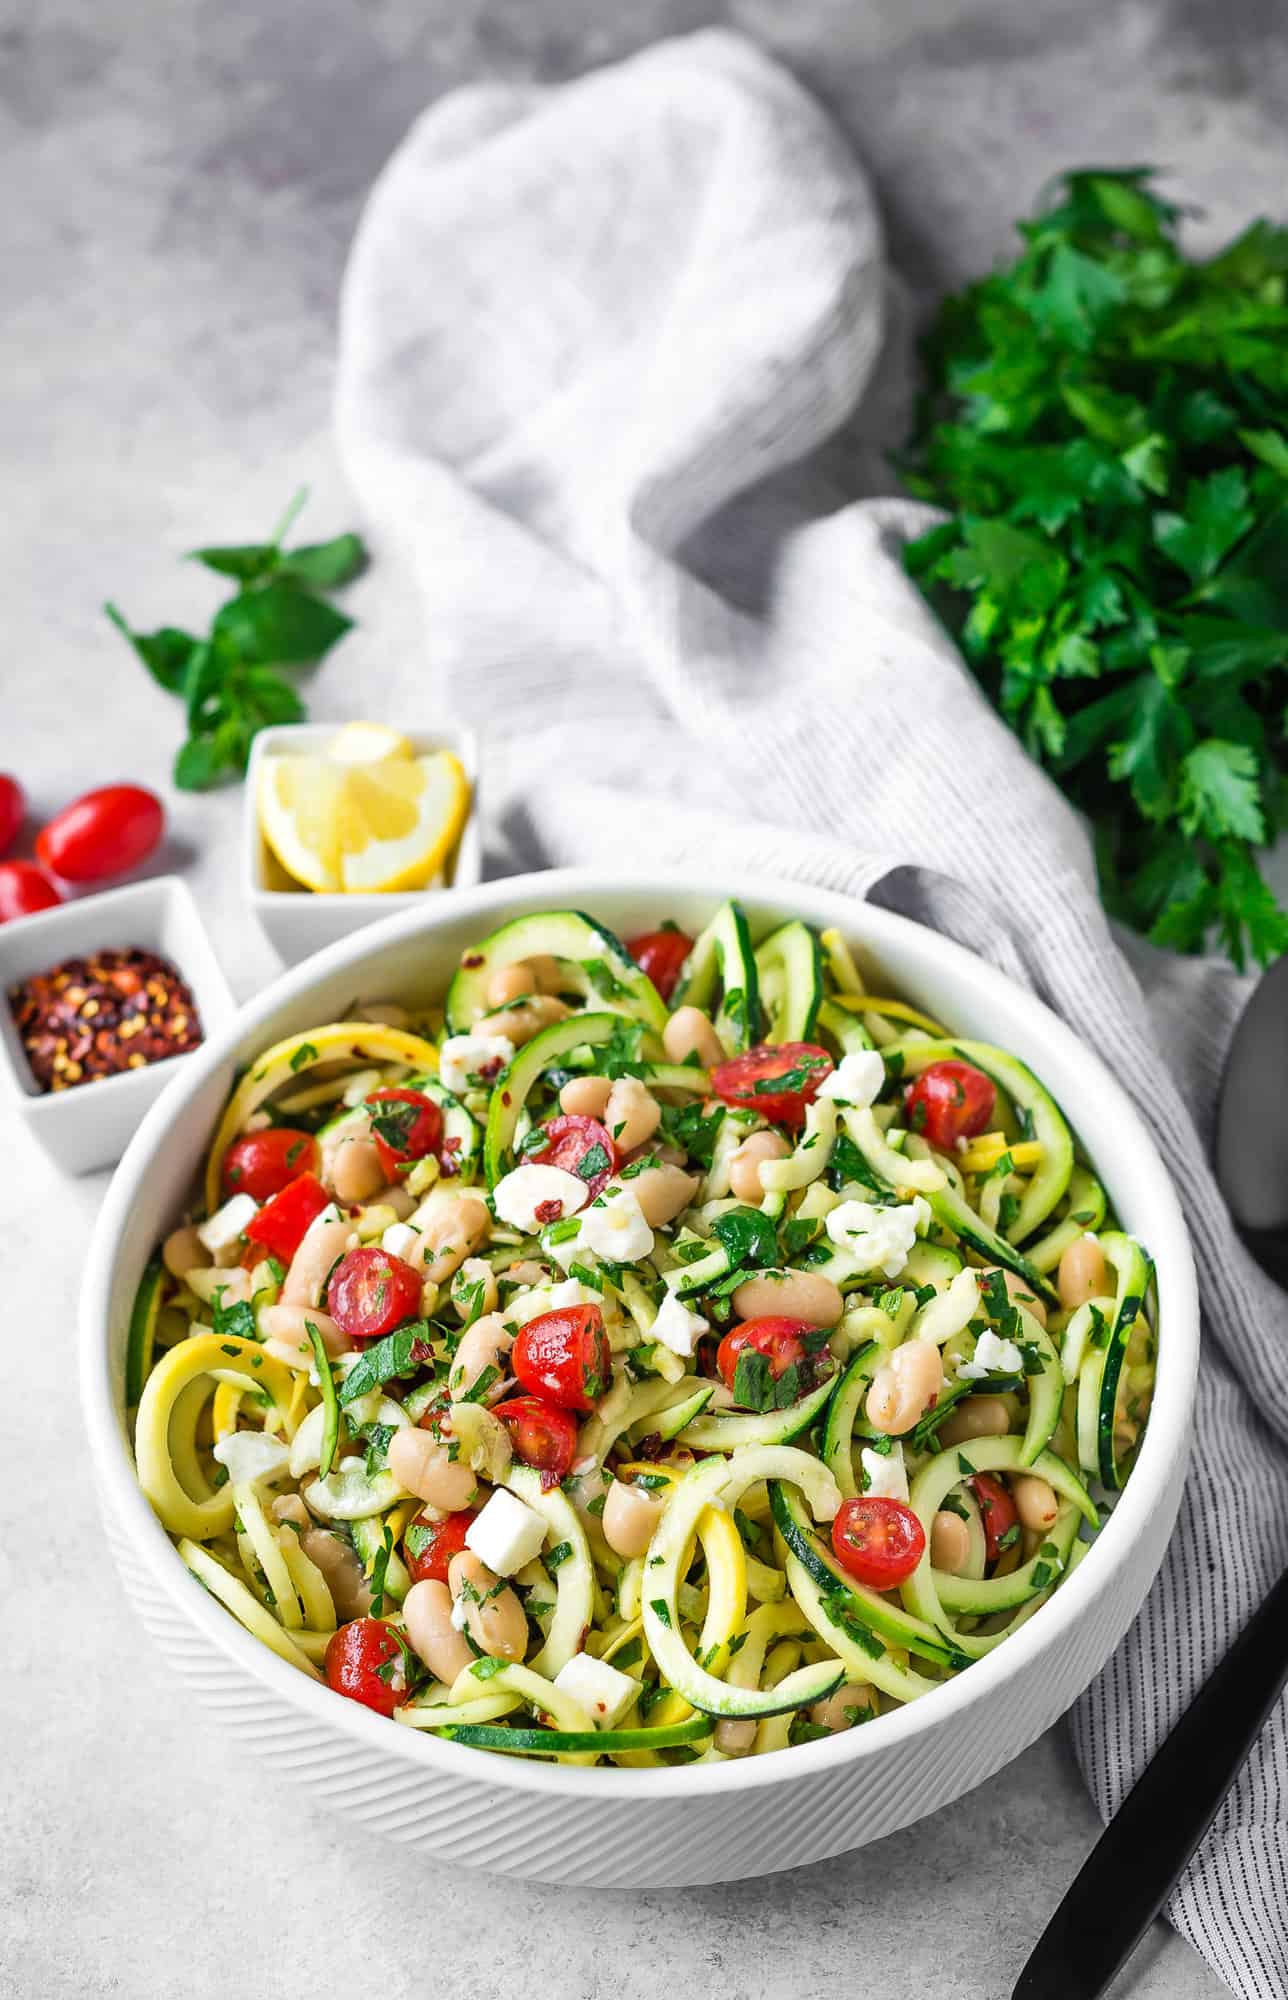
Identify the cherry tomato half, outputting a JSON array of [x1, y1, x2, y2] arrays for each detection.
[[971, 1471, 1019, 1564], [0, 860, 61, 924], [222, 1127, 319, 1202], [36, 783, 163, 884], [626, 928, 692, 1003], [831, 1495, 926, 1589], [716, 1316, 810, 1400], [495, 1395, 579, 1482], [0, 775, 24, 857], [403, 1508, 474, 1586], [365, 1085, 444, 1180], [525, 1113, 617, 1203], [327, 1246, 423, 1344], [710, 1042, 834, 1130], [324, 1617, 405, 1717], [244, 1172, 331, 1264], [512, 1304, 611, 1412], [904, 1060, 996, 1151]]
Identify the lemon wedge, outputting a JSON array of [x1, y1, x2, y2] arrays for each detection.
[[327, 721, 413, 765], [258, 747, 470, 893]]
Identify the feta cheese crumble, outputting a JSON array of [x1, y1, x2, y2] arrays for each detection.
[[381, 1221, 420, 1260], [577, 1185, 655, 1264], [859, 1441, 909, 1503], [211, 1432, 291, 1489], [197, 1192, 259, 1254], [817, 1048, 886, 1109], [464, 1488, 549, 1576], [956, 1326, 1025, 1381], [439, 1032, 515, 1097], [506, 1277, 601, 1326], [493, 1163, 589, 1233], [552, 1652, 640, 1730], [825, 1195, 930, 1278], [650, 1289, 709, 1359]]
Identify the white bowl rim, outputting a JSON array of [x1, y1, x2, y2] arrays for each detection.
[[80, 865, 1199, 1803]]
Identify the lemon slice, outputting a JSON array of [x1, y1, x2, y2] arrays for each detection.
[[328, 721, 413, 765], [258, 750, 470, 894]]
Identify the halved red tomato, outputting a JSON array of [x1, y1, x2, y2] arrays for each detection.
[[512, 1304, 611, 1412], [710, 1042, 833, 1130], [243, 1172, 331, 1263], [971, 1471, 1019, 1563], [904, 1060, 996, 1150], [716, 1317, 810, 1400], [524, 1113, 617, 1201], [831, 1495, 926, 1588], [365, 1086, 444, 1180], [403, 1509, 474, 1586], [222, 1127, 319, 1202], [626, 928, 692, 1003], [324, 1618, 405, 1716], [326, 1246, 423, 1343], [495, 1395, 579, 1483]]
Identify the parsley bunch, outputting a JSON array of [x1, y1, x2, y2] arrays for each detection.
[[106, 491, 367, 791], [902, 168, 1288, 967]]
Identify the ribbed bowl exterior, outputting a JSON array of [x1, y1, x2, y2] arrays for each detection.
[[83, 870, 1198, 1889]]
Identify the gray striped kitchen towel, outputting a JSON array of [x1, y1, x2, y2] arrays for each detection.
[[336, 29, 1288, 1995]]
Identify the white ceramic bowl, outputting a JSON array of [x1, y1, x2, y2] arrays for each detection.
[[80, 869, 1198, 1888], [243, 722, 483, 964]]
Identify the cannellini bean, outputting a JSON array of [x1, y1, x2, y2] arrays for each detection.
[[930, 1510, 972, 1574], [447, 1551, 528, 1661], [259, 1304, 348, 1369], [162, 1225, 206, 1280], [866, 1339, 944, 1435], [714, 1717, 758, 1757], [186, 1265, 254, 1307], [378, 1183, 418, 1221], [731, 1270, 843, 1328], [505, 1258, 553, 1286], [480, 995, 570, 1046], [559, 1074, 613, 1119], [629, 1163, 700, 1228], [938, 1395, 1011, 1446], [1058, 1235, 1108, 1312], [603, 1077, 661, 1154], [486, 961, 538, 1010], [601, 1478, 668, 1559], [386, 1425, 479, 1511], [407, 1195, 491, 1285], [448, 1312, 513, 1399], [728, 1131, 791, 1204], [282, 1220, 354, 1308], [300, 1524, 373, 1620], [1013, 1474, 1059, 1532], [403, 1579, 474, 1684], [452, 1256, 499, 1319], [525, 955, 566, 995], [808, 1683, 875, 1733], [331, 1135, 387, 1205], [977, 1265, 1048, 1329], [662, 1007, 725, 1069]]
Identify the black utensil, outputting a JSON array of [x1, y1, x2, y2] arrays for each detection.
[[1217, 952, 1288, 1286], [1012, 1546, 1288, 1996]]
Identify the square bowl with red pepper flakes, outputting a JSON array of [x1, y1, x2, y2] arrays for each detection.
[[0, 877, 234, 1174]]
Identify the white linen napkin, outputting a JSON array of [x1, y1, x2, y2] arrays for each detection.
[[336, 29, 1288, 1994]]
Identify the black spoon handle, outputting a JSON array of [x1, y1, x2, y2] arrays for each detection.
[[1013, 1564, 1288, 1999]]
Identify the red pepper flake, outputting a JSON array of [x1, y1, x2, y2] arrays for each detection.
[[8, 947, 204, 1093]]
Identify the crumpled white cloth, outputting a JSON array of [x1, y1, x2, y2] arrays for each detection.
[[336, 29, 1288, 1994]]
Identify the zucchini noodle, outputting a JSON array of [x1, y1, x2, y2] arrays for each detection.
[[128, 900, 1157, 1766]]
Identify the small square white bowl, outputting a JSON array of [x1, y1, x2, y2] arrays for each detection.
[[243, 723, 482, 965], [0, 876, 236, 1176]]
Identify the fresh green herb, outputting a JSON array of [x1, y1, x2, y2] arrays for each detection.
[[338, 1321, 433, 1405], [458, 1363, 500, 1406], [367, 1526, 395, 1618], [545, 1541, 574, 1571], [1030, 1560, 1055, 1589], [710, 1206, 779, 1273], [357, 1421, 395, 1476], [369, 1099, 420, 1153], [903, 167, 1288, 968], [780, 1216, 821, 1259], [582, 959, 633, 1001], [998, 1191, 1023, 1236], [650, 1599, 673, 1630], [305, 1320, 340, 1478], [543, 1216, 581, 1244], [470, 1655, 510, 1681], [939, 1491, 970, 1521], [864, 1433, 893, 1457], [826, 1131, 888, 1196], [289, 1042, 319, 1073], [996, 1523, 1022, 1553], [658, 1099, 723, 1169], [612, 1637, 644, 1671], [575, 1143, 612, 1185], [730, 1346, 802, 1414], [106, 492, 366, 792], [211, 1288, 259, 1345]]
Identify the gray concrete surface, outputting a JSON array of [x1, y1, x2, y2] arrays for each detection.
[[6, 0, 1282, 1993]]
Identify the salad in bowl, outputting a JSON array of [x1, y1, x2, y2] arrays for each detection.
[[128, 901, 1157, 1769]]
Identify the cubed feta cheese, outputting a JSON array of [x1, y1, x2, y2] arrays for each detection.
[[439, 1033, 515, 1097], [211, 1432, 291, 1489], [506, 1277, 602, 1326], [381, 1221, 420, 1260], [493, 1163, 590, 1234], [553, 1651, 640, 1729], [578, 1185, 654, 1264], [464, 1487, 548, 1576], [650, 1289, 709, 1359], [859, 1441, 909, 1503], [817, 1049, 886, 1109], [197, 1192, 260, 1254], [825, 1195, 930, 1278], [956, 1326, 1024, 1381]]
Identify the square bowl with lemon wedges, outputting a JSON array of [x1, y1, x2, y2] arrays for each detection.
[[245, 721, 481, 962]]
